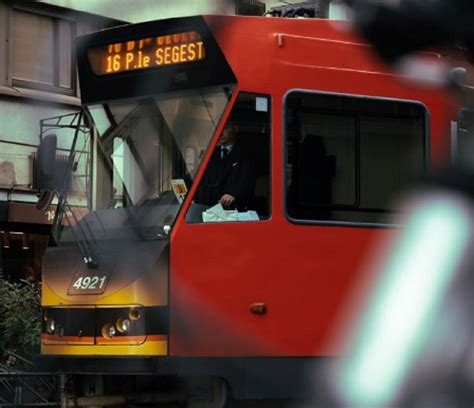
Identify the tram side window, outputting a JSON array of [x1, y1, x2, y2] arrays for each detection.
[[285, 92, 426, 224], [187, 92, 271, 223]]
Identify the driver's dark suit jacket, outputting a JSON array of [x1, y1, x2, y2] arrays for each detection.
[[195, 141, 256, 211]]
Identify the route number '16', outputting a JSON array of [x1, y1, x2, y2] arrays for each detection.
[[72, 276, 107, 290]]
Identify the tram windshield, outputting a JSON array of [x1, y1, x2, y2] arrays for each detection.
[[53, 87, 230, 246]]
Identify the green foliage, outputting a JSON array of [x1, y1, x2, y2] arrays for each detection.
[[0, 279, 41, 360]]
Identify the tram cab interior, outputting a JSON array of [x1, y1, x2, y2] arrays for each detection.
[[186, 91, 271, 222], [89, 90, 270, 227]]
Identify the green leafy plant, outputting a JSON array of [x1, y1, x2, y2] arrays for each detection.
[[0, 279, 41, 363]]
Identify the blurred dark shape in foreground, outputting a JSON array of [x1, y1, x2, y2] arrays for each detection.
[[323, 1, 474, 407], [344, 0, 474, 64]]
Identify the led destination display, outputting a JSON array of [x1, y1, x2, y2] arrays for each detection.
[[87, 31, 205, 75]]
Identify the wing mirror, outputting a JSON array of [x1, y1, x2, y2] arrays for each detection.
[[36, 134, 57, 211]]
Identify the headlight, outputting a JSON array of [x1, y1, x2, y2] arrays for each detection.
[[116, 317, 130, 333], [46, 318, 55, 334], [129, 307, 141, 321], [101, 323, 116, 339]]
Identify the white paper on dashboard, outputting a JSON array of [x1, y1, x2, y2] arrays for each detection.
[[237, 211, 260, 221], [202, 203, 238, 222]]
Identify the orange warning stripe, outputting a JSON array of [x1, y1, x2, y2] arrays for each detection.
[[42, 334, 94, 344], [147, 335, 167, 342], [96, 335, 146, 344], [42, 333, 167, 344], [96, 335, 167, 344]]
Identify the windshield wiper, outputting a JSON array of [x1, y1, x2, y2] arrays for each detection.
[[64, 201, 98, 268], [53, 190, 99, 268]]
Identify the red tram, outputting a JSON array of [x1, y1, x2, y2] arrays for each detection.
[[38, 14, 460, 403]]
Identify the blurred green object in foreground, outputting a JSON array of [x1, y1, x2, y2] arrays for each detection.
[[341, 195, 470, 406]]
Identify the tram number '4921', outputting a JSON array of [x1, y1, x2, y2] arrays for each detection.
[[72, 276, 107, 290]]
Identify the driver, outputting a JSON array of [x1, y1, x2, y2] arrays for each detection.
[[195, 119, 256, 211]]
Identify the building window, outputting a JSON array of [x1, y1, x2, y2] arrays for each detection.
[[10, 8, 74, 94], [285, 91, 426, 224]]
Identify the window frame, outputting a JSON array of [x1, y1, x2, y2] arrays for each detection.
[[283, 89, 430, 228], [7, 4, 77, 96], [186, 90, 273, 224]]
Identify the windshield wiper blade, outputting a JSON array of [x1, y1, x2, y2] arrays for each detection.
[[63, 200, 99, 268]]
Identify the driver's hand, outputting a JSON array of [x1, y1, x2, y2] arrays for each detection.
[[219, 194, 236, 208]]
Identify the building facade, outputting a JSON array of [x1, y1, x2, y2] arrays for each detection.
[[0, 0, 121, 282]]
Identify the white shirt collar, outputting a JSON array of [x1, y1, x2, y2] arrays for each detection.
[[220, 143, 234, 158]]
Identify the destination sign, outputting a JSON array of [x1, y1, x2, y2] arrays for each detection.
[[87, 31, 205, 76]]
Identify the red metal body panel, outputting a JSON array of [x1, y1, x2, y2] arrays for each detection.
[[170, 16, 455, 356]]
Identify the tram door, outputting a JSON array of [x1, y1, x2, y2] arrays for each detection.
[[170, 92, 274, 356]]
